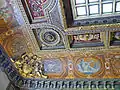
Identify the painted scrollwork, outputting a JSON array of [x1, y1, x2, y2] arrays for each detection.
[[11, 53, 47, 78]]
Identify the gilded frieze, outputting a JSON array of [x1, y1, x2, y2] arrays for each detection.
[[7, 50, 120, 79]]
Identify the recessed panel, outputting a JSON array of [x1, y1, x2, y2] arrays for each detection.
[[116, 2, 120, 11], [89, 0, 98, 2], [21, 0, 47, 23], [110, 31, 120, 46], [76, 6, 86, 16], [33, 26, 65, 50], [64, 0, 120, 27], [102, 3, 113, 13], [89, 5, 99, 14], [69, 33, 104, 48], [75, 0, 85, 4]]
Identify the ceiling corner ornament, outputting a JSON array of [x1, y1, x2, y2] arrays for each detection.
[[43, 0, 57, 11], [11, 52, 48, 78]]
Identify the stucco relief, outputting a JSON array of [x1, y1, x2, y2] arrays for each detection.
[[2, 50, 120, 79], [0, 45, 120, 89]]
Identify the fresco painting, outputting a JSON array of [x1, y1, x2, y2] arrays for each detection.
[[43, 59, 63, 73], [110, 31, 120, 46], [77, 58, 101, 74], [70, 33, 104, 48]]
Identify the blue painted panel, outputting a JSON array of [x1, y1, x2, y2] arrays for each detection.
[[77, 59, 101, 74], [43, 59, 63, 73]]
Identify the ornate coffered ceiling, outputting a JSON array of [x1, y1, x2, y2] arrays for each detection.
[[0, 0, 120, 89]]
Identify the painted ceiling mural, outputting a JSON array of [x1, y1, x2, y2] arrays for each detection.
[[0, 0, 120, 89]]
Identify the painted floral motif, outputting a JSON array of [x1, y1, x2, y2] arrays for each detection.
[[77, 58, 101, 74]]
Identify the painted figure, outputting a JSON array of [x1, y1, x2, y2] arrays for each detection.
[[77, 59, 100, 74], [73, 33, 100, 42], [110, 31, 120, 46], [115, 32, 120, 40]]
